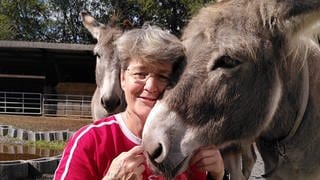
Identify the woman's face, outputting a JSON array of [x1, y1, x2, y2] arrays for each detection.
[[121, 58, 172, 121]]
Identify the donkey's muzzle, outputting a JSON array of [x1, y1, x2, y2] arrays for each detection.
[[101, 96, 121, 113]]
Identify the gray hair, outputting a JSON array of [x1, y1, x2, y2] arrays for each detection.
[[114, 25, 186, 70]]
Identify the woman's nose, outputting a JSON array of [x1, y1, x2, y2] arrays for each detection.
[[144, 77, 159, 93]]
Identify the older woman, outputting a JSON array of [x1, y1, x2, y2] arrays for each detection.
[[54, 25, 226, 180]]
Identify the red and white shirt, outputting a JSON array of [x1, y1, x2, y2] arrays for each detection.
[[54, 114, 206, 180]]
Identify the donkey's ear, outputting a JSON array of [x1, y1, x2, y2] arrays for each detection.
[[122, 19, 133, 30], [80, 10, 105, 40], [283, 1, 320, 38]]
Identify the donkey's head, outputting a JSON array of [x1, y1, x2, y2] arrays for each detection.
[[142, 0, 320, 178], [81, 11, 126, 113]]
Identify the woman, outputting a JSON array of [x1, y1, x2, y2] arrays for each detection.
[[54, 25, 226, 180]]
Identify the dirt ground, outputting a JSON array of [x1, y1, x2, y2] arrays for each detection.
[[0, 114, 92, 131]]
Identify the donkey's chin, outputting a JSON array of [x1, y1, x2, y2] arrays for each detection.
[[146, 154, 190, 179]]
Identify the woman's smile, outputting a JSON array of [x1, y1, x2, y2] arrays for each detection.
[[138, 95, 157, 106]]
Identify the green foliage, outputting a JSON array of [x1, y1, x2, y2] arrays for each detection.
[[130, 0, 215, 36], [0, 14, 15, 40], [0, 0, 52, 41], [0, 0, 216, 43], [27, 140, 66, 151]]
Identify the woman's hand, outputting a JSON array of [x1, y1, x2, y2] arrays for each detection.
[[189, 145, 225, 180], [103, 146, 145, 180]]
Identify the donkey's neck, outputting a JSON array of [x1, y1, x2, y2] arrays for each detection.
[[260, 61, 310, 142]]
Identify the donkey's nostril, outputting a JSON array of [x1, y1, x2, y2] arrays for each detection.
[[101, 97, 121, 113], [149, 143, 163, 163]]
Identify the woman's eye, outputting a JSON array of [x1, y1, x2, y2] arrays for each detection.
[[158, 75, 170, 83], [134, 72, 148, 78], [211, 55, 241, 71]]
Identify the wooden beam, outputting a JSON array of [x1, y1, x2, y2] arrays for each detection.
[[0, 74, 46, 79]]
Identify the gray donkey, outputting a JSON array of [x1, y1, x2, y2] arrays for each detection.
[[80, 11, 127, 121], [143, 0, 320, 179], [81, 10, 255, 179]]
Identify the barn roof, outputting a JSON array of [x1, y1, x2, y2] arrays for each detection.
[[0, 40, 94, 51], [0, 40, 96, 86]]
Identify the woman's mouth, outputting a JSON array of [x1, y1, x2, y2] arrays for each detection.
[[139, 96, 157, 105]]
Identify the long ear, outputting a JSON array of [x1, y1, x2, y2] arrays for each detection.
[[283, 1, 320, 40], [276, 1, 320, 70], [122, 19, 133, 30], [80, 10, 105, 40]]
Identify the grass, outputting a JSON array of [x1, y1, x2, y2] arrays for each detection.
[[0, 115, 92, 150], [27, 140, 66, 151]]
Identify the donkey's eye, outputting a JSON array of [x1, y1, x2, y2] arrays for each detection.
[[211, 55, 241, 71]]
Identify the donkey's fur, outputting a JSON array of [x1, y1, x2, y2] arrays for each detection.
[[142, 0, 320, 179], [81, 11, 126, 121]]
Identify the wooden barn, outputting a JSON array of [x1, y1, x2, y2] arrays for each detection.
[[0, 40, 96, 117]]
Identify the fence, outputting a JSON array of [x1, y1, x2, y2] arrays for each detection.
[[43, 94, 91, 118], [0, 91, 92, 118]]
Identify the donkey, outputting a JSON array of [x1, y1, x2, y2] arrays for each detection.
[[142, 0, 320, 179], [81, 10, 251, 178], [80, 11, 127, 121]]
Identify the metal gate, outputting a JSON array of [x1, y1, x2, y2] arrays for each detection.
[[0, 92, 42, 115], [42, 94, 92, 118], [0, 91, 92, 118]]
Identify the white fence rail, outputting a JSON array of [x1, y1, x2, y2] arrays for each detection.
[[43, 94, 92, 118], [0, 91, 92, 118]]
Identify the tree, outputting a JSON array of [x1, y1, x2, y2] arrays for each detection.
[[0, 0, 215, 43], [0, 14, 15, 40], [133, 0, 214, 36], [0, 0, 52, 41]]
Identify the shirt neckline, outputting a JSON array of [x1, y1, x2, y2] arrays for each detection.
[[115, 113, 142, 145]]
